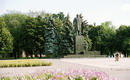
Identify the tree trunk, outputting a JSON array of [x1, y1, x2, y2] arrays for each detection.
[[124, 52, 128, 57], [26, 52, 29, 57], [31, 54, 33, 58], [17, 52, 19, 58], [40, 52, 42, 58], [35, 54, 38, 57], [14, 53, 17, 59], [110, 49, 113, 57], [2, 54, 5, 58], [13, 49, 17, 59], [101, 51, 103, 55]]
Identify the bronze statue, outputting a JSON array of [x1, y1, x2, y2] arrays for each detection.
[[73, 14, 83, 35]]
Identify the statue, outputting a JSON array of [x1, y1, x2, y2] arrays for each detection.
[[73, 14, 83, 35]]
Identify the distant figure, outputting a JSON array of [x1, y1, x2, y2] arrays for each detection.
[[115, 52, 119, 61]]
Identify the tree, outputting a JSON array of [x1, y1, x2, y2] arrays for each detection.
[[98, 21, 116, 55], [82, 20, 92, 50], [21, 17, 38, 57], [60, 14, 74, 55], [2, 12, 28, 58], [44, 13, 74, 57], [89, 24, 100, 51], [122, 38, 130, 56], [89, 21, 116, 55], [34, 16, 46, 58], [44, 16, 59, 57], [0, 17, 13, 58], [116, 25, 130, 57]]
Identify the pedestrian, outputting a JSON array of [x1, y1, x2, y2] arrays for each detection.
[[115, 51, 119, 61]]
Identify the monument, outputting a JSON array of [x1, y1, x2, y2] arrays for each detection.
[[64, 14, 102, 58], [73, 14, 85, 54]]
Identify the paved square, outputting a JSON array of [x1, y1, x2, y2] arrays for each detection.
[[60, 58, 130, 69], [0, 58, 130, 80]]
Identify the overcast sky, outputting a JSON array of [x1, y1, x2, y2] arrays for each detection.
[[0, 0, 130, 28]]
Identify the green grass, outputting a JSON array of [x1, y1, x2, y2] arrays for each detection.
[[0, 59, 52, 68]]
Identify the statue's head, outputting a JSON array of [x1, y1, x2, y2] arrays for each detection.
[[76, 14, 78, 18], [80, 14, 83, 18]]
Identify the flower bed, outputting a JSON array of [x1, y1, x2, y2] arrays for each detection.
[[0, 69, 116, 80], [0, 59, 52, 68]]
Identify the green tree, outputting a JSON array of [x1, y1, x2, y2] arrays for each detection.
[[44, 16, 59, 57], [2, 12, 28, 58], [116, 25, 130, 57], [82, 20, 92, 50], [34, 16, 46, 58], [0, 17, 13, 58], [98, 21, 116, 55], [21, 17, 38, 57], [122, 38, 130, 56], [89, 24, 100, 51], [44, 12, 74, 57], [89, 21, 116, 55], [60, 14, 74, 55]]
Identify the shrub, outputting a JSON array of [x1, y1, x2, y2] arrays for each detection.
[[0, 59, 52, 68]]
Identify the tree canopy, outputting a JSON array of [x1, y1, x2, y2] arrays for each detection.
[[0, 17, 13, 57], [0, 11, 130, 58]]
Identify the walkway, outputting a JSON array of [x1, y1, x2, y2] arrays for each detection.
[[0, 58, 130, 80]]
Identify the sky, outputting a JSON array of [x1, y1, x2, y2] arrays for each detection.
[[0, 0, 130, 28]]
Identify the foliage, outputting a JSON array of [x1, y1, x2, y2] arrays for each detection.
[[1, 11, 130, 58], [2, 12, 28, 58], [21, 17, 38, 57], [21, 15, 48, 58], [33, 16, 46, 57], [0, 69, 115, 80], [2, 12, 27, 28], [60, 14, 74, 55], [89, 21, 116, 55], [98, 21, 116, 55], [84, 37, 92, 50], [82, 20, 92, 50], [0, 59, 52, 68], [44, 15, 59, 57], [116, 25, 130, 56], [44, 13, 74, 57], [88, 24, 100, 51], [0, 17, 13, 57]]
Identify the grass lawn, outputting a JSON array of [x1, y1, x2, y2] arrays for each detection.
[[0, 59, 52, 68]]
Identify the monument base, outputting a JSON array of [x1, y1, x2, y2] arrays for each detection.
[[64, 54, 106, 58], [74, 35, 84, 54]]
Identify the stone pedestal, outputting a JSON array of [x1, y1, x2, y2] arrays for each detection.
[[74, 36, 84, 54]]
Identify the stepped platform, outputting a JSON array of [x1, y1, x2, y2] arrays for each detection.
[[64, 54, 106, 58], [64, 51, 106, 58]]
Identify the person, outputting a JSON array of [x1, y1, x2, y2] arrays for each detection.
[[115, 51, 119, 61]]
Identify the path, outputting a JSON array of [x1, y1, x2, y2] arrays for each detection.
[[0, 58, 130, 80]]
